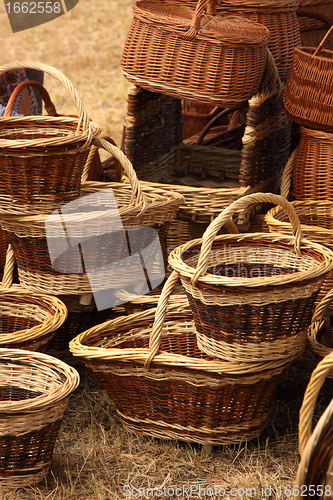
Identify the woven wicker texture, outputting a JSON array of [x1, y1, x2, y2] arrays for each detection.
[[215, 0, 301, 81], [296, 373, 333, 498], [0, 348, 79, 486], [182, 100, 221, 139], [283, 28, 333, 132], [0, 138, 184, 295], [168, 192, 333, 362], [0, 61, 101, 215], [69, 270, 297, 445], [121, 0, 270, 106], [297, 4, 333, 32], [297, 350, 333, 498]]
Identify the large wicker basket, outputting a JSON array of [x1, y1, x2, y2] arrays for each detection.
[[283, 27, 333, 132], [0, 61, 101, 215], [296, 351, 333, 498], [0, 138, 184, 296], [168, 192, 333, 362], [121, 0, 270, 107], [69, 271, 298, 445], [0, 348, 79, 486]]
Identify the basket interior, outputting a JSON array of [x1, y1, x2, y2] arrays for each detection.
[[0, 297, 54, 337], [181, 239, 324, 280]]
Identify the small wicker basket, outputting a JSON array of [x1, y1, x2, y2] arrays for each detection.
[[0, 348, 79, 486], [168, 192, 333, 362], [0, 61, 101, 215], [283, 26, 333, 132], [121, 0, 270, 107], [69, 271, 298, 445]]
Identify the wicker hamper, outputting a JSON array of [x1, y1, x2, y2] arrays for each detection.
[[283, 26, 333, 132], [69, 271, 299, 445], [296, 351, 333, 498], [121, 0, 270, 107], [0, 348, 79, 486], [168, 192, 333, 362], [0, 138, 184, 296], [0, 61, 101, 215]]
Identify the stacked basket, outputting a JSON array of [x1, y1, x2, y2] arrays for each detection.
[[69, 192, 333, 445]]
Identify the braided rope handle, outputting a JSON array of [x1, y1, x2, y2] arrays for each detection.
[[0, 61, 93, 147], [4, 80, 57, 117], [81, 135, 122, 183], [0, 245, 16, 289], [191, 192, 303, 285], [299, 351, 333, 456], [311, 288, 333, 325], [91, 137, 146, 210], [280, 148, 297, 199]]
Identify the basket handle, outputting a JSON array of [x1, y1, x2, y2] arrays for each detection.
[[81, 135, 123, 183], [191, 192, 303, 286], [299, 350, 333, 456], [144, 270, 180, 368], [280, 148, 297, 199], [182, 0, 216, 41], [0, 245, 15, 288], [196, 108, 245, 146], [313, 25, 333, 57], [310, 288, 333, 326], [91, 137, 146, 210], [0, 62, 93, 148], [3, 80, 57, 117]]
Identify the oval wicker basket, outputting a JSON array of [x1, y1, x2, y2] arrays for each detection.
[[296, 351, 333, 497], [0, 61, 101, 215], [283, 27, 333, 132], [69, 270, 299, 445], [168, 192, 333, 362], [0, 348, 79, 487], [121, 0, 270, 107], [0, 138, 184, 296]]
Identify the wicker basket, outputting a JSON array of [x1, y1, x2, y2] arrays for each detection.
[[182, 101, 222, 140], [121, 0, 270, 107], [0, 348, 79, 486], [69, 270, 298, 445], [168, 192, 333, 362], [296, 351, 333, 497], [215, 0, 301, 81], [283, 27, 333, 132], [0, 61, 101, 215], [0, 138, 184, 296], [297, 4, 333, 33]]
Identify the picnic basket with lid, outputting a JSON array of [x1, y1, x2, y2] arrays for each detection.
[[0, 138, 184, 295], [283, 26, 333, 132], [121, 0, 270, 107], [0, 61, 101, 215], [296, 351, 333, 497], [69, 270, 299, 445], [0, 348, 79, 486], [168, 192, 333, 362]]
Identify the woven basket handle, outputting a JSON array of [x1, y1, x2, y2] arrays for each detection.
[[313, 25, 333, 56], [280, 148, 297, 199], [182, 0, 216, 41], [4, 80, 57, 117], [144, 270, 179, 368], [81, 135, 123, 183], [299, 350, 333, 456], [0, 62, 93, 147], [196, 108, 244, 146], [310, 288, 333, 326], [91, 137, 146, 210], [1, 245, 15, 288], [191, 192, 302, 285]]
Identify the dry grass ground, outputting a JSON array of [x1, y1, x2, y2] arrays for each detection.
[[0, 2, 330, 499]]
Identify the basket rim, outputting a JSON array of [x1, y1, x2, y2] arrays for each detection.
[[69, 305, 300, 374], [168, 232, 333, 287], [0, 348, 80, 413], [0, 288, 67, 345]]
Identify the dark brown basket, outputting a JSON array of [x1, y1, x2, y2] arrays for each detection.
[[69, 271, 297, 445], [283, 27, 333, 132], [0, 61, 101, 215], [121, 0, 270, 107]]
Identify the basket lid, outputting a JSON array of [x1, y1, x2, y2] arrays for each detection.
[[134, 0, 270, 45]]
